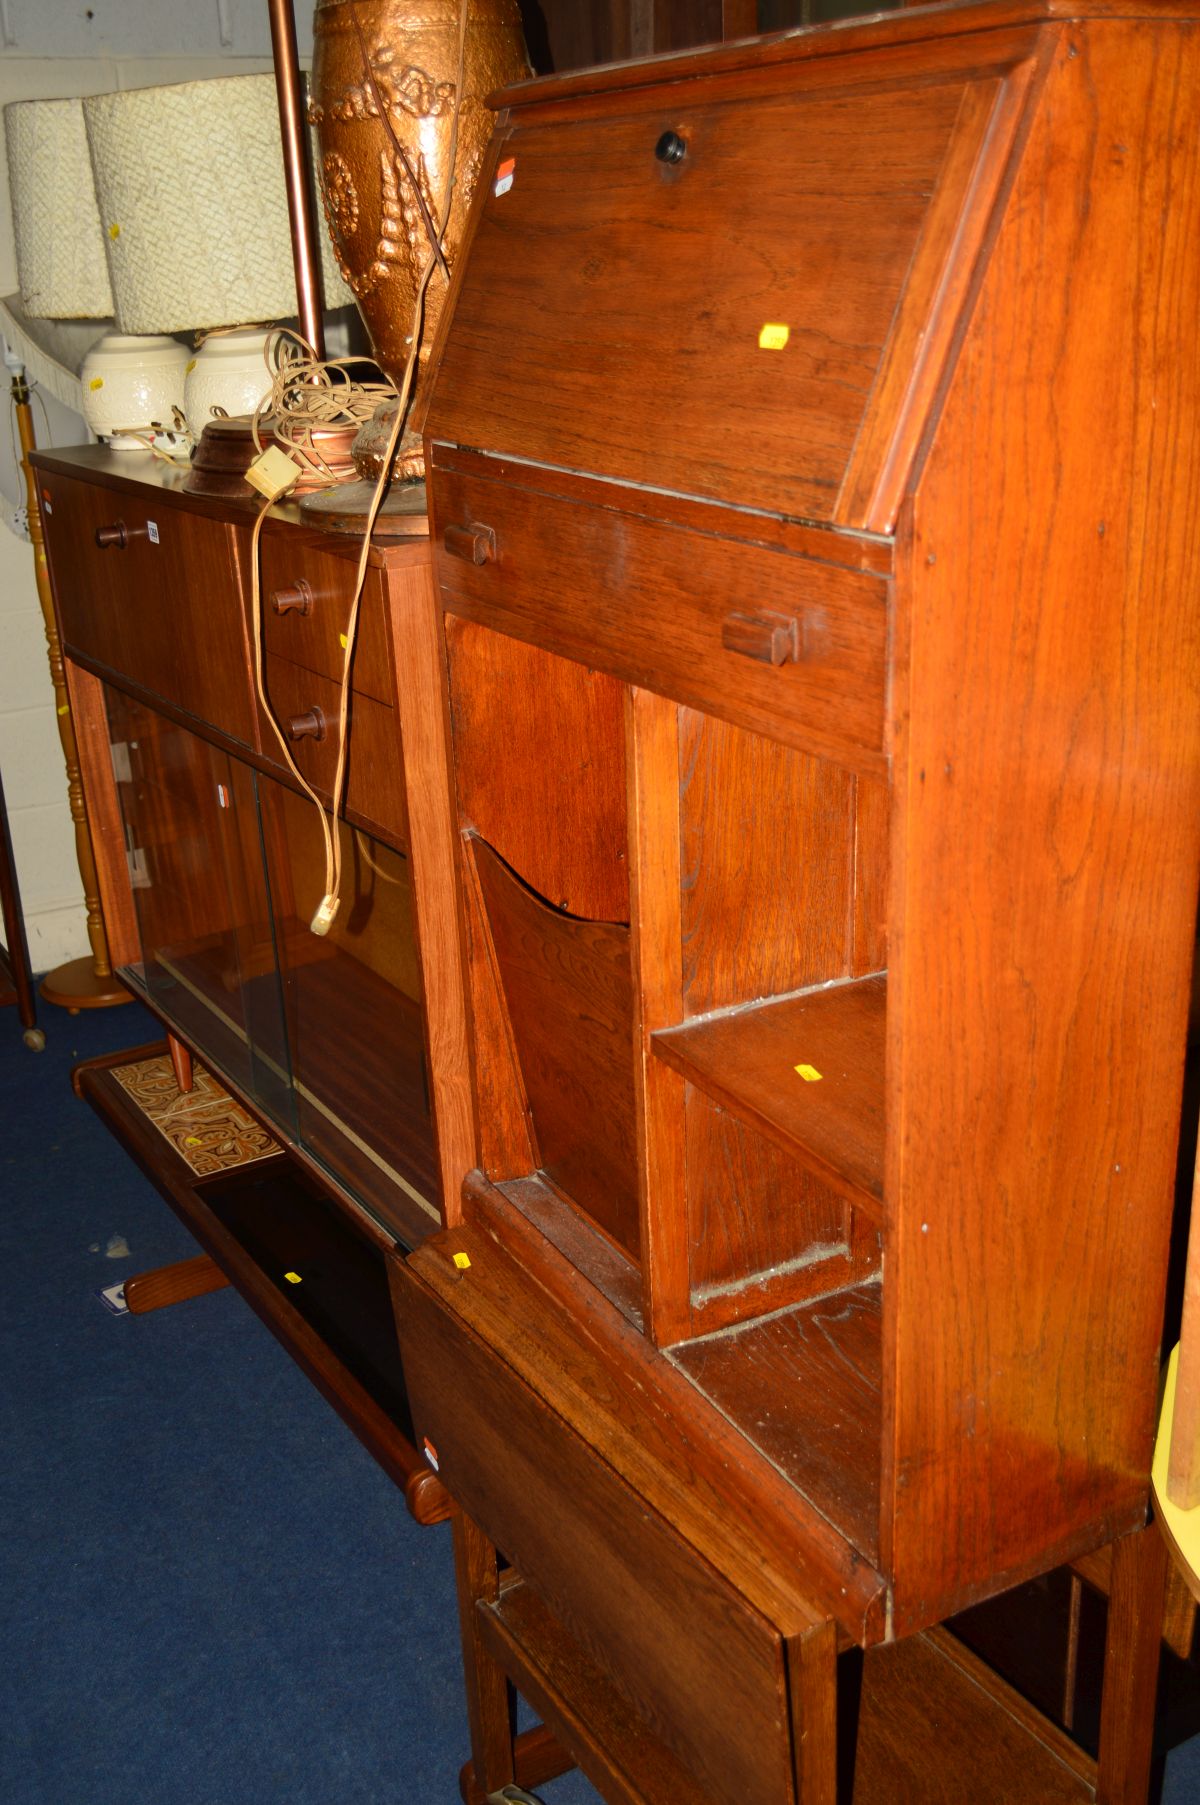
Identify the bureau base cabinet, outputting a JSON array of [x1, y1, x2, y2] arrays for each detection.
[[400, 2, 1200, 1799]]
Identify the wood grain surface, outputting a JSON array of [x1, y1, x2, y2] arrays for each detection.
[[471, 835, 640, 1257], [433, 464, 889, 772], [656, 975, 886, 1214], [445, 615, 629, 922], [885, 19, 1200, 1624]]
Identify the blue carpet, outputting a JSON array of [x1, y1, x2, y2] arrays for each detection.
[[1, 998, 1196, 1803], [0, 1000, 600, 1805]]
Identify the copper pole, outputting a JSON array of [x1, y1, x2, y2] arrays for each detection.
[[267, 0, 326, 360]]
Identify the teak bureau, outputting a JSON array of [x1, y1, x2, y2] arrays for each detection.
[[389, 1, 1200, 1799]]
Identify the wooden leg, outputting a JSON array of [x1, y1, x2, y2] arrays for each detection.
[[459, 1725, 574, 1805], [168, 1031, 194, 1094], [786, 1616, 839, 1805], [124, 1253, 230, 1314], [453, 1513, 518, 1802], [1096, 1519, 1168, 1805]]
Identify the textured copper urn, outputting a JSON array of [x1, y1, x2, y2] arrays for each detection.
[[310, 0, 529, 480]]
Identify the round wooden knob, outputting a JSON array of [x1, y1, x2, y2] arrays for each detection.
[[271, 580, 314, 616], [286, 707, 326, 742], [95, 521, 129, 549]]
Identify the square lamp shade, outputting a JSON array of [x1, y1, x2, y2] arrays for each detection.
[[83, 72, 352, 336], [4, 97, 114, 318]]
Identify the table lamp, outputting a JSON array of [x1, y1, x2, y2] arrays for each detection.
[[83, 71, 354, 476], [5, 96, 112, 321]]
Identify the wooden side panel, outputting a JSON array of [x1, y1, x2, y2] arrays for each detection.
[[627, 686, 691, 1345], [679, 711, 856, 1017], [851, 773, 890, 977], [460, 838, 538, 1184], [63, 662, 140, 969], [886, 23, 1200, 1625], [445, 616, 629, 922], [471, 836, 640, 1258], [388, 556, 476, 1228]]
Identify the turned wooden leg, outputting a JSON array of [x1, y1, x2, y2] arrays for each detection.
[[167, 1031, 194, 1094], [124, 1253, 230, 1314], [1096, 1519, 1169, 1805]]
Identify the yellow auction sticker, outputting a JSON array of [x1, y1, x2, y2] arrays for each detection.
[[794, 1064, 823, 1082], [759, 322, 790, 350]]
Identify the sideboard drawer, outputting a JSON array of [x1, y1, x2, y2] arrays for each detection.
[[259, 533, 395, 707], [260, 653, 408, 849], [431, 463, 888, 771], [40, 472, 257, 747], [394, 1234, 802, 1805]]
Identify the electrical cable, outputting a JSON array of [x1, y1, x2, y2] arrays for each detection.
[[252, 0, 470, 936]]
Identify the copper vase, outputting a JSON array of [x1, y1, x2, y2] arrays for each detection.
[[310, 0, 529, 479]]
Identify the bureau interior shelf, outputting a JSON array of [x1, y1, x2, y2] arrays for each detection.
[[652, 973, 886, 1218], [669, 1277, 883, 1563]]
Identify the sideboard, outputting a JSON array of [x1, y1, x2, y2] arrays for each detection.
[[33, 443, 468, 1510]]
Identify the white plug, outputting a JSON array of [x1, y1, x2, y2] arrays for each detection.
[[310, 892, 340, 936]]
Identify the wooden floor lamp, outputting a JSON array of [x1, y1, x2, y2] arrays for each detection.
[[12, 368, 128, 1011]]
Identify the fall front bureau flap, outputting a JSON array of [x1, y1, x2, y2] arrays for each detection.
[[425, 23, 1040, 533]]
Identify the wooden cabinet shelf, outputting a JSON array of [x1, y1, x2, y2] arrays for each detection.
[[670, 1279, 883, 1564], [652, 974, 886, 1220]]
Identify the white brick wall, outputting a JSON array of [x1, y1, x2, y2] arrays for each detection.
[[0, 2, 310, 972]]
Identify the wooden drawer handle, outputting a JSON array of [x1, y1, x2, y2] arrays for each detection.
[[444, 521, 496, 566], [95, 520, 146, 550], [271, 580, 314, 616], [286, 706, 326, 742], [721, 610, 799, 666]]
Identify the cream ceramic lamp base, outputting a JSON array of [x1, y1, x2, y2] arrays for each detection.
[[79, 332, 189, 450], [183, 327, 276, 439]]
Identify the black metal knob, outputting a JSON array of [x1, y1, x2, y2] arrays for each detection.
[[655, 130, 687, 166]]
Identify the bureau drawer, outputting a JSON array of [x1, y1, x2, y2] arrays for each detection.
[[40, 471, 257, 747], [394, 1235, 803, 1805], [259, 533, 395, 707], [259, 654, 407, 848], [430, 464, 888, 771]]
